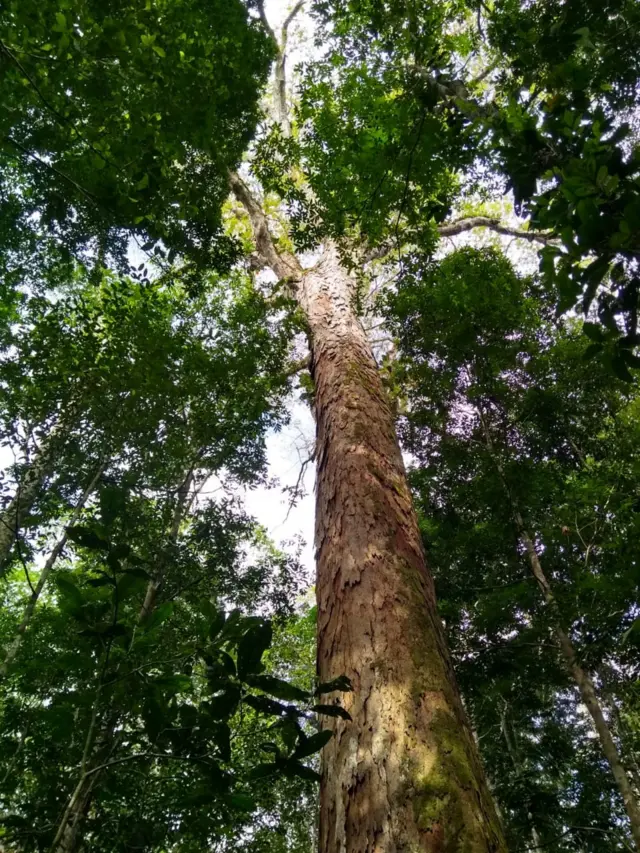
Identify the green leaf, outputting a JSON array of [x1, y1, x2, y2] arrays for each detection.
[[582, 322, 605, 343], [244, 694, 291, 717], [236, 620, 272, 678], [214, 722, 231, 762], [293, 729, 333, 759], [281, 760, 322, 782], [66, 526, 111, 551], [218, 651, 237, 677], [247, 762, 278, 780], [223, 793, 255, 812], [245, 674, 310, 702], [611, 353, 634, 383], [152, 45, 166, 58], [205, 686, 241, 720], [144, 602, 174, 632], [315, 675, 353, 695], [583, 342, 604, 361], [55, 576, 85, 616]]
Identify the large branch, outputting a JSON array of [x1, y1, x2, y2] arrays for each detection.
[[363, 215, 553, 263], [255, 0, 277, 44], [227, 171, 301, 281], [438, 216, 554, 246], [274, 2, 305, 135]]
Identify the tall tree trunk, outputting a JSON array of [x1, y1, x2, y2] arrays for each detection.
[[299, 247, 505, 852], [230, 166, 505, 849], [0, 462, 105, 677], [476, 403, 640, 850]]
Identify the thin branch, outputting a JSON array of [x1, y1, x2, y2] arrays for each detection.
[[273, 2, 305, 135], [282, 0, 306, 36], [83, 750, 217, 778], [438, 216, 554, 245], [284, 354, 311, 377]]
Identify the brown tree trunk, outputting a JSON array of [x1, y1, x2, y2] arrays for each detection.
[[300, 247, 506, 853], [229, 169, 505, 850]]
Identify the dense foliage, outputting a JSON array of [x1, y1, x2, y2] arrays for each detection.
[[1, 0, 640, 850]]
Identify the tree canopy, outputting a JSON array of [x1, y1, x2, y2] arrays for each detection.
[[1, 0, 640, 851]]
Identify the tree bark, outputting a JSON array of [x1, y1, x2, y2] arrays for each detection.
[[0, 427, 58, 575], [230, 165, 505, 849], [298, 246, 505, 852]]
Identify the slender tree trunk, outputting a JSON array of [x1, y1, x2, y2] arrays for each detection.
[[499, 703, 543, 853], [518, 522, 640, 850], [51, 468, 195, 853], [299, 247, 505, 852], [475, 402, 640, 849], [0, 462, 105, 677]]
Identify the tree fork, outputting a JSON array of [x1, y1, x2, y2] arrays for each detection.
[[231, 175, 506, 851]]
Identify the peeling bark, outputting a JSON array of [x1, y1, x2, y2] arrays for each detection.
[[230, 163, 505, 849], [301, 247, 505, 853]]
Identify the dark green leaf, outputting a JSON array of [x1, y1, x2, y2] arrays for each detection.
[[293, 729, 333, 759]]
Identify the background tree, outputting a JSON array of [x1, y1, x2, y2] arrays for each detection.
[[385, 245, 640, 850]]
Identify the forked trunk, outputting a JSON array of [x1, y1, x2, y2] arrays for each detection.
[[300, 247, 506, 852]]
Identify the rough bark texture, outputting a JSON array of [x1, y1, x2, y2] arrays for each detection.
[[230, 165, 505, 850], [301, 246, 506, 853], [0, 429, 57, 575]]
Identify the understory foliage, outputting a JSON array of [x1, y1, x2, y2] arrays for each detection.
[[386, 247, 640, 851], [1, 0, 640, 850]]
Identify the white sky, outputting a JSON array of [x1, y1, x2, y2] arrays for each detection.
[[244, 400, 316, 580]]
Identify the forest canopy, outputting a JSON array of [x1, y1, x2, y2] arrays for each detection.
[[1, 1, 640, 852]]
